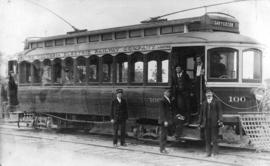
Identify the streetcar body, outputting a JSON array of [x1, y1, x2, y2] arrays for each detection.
[[9, 13, 263, 141]]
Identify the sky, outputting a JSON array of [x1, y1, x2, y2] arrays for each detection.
[[0, 0, 270, 79]]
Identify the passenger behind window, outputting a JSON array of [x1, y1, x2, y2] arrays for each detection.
[[210, 53, 227, 78]]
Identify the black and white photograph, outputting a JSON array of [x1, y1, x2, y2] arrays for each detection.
[[0, 0, 270, 165]]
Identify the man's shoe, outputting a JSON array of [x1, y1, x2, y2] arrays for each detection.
[[160, 149, 169, 154]]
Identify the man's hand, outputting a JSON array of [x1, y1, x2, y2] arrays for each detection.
[[111, 119, 114, 123], [164, 121, 168, 127]]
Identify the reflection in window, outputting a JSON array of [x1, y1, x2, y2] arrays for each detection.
[[89, 56, 98, 82], [148, 61, 157, 83], [147, 51, 169, 83], [53, 58, 62, 83], [207, 48, 238, 80], [130, 53, 143, 83], [162, 60, 168, 83], [42, 59, 51, 84], [64, 57, 74, 84], [102, 55, 113, 82], [33, 60, 41, 83], [243, 49, 262, 81], [76, 57, 86, 83], [116, 54, 128, 83], [19, 61, 31, 83]]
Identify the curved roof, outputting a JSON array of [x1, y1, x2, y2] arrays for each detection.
[[24, 32, 259, 56]]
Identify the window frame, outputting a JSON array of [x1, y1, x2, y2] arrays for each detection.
[[242, 48, 262, 83], [207, 47, 239, 82]]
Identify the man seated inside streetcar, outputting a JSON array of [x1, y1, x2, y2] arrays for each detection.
[[209, 53, 227, 78]]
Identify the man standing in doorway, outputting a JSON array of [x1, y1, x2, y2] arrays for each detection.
[[199, 89, 223, 157], [194, 55, 205, 117], [172, 65, 191, 125], [111, 89, 128, 147]]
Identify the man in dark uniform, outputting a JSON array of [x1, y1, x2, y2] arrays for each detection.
[[159, 89, 178, 153], [172, 65, 191, 125], [110, 89, 128, 147], [199, 89, 223, 157]]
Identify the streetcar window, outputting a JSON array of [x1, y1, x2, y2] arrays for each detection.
[[45, 40, 54, 47], [19, 61, 31, 83], [242, 49, 262, 82], [37, 42, 43, 48], [161, 26, 173, 34], [207, 48, 238, 81], [130, 52, 143, 83], [89, 35, 99, 42], [55, 39, 64, 46], [42, 59, 52, 85], [115, 31, 127, 39], [66, 38, 75, 45], [144, 28, 157, 36], [102, 54, 113, 82], [89, 55, 98, 82], [76, 57, 86, 83], [64, 57, 74, 84], [129, 30, 142, 38], [147, 51, 169, 83], [33, 60, 41, 83], [102, 33, 113, 41], [52, 58, 62, 83], [77, 36, 87, 44], [116, 54, 128, 83], [31, 43, 37, 49]]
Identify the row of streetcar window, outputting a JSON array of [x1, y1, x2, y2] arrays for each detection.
[[29, 25, 185, 49], [19, 51, 169, 85]]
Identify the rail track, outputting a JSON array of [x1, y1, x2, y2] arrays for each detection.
[[1, 122, 270, 166]]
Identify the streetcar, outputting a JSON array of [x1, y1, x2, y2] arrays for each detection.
[[8, 12, 263, 143]]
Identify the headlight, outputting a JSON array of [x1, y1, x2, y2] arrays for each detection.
[[253, 88, 265, 101]]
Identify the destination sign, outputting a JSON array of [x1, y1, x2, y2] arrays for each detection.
[[18, 44, 171, 62], [212, 20, 235, 28]]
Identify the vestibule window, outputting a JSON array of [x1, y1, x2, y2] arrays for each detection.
[[52, 58, 62, 83], [242, 49, 262, 82], [33, 60, 41, 83], [19, 61, 31, 83]]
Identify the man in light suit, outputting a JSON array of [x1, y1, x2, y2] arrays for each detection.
[[111, 89, 128, 147]]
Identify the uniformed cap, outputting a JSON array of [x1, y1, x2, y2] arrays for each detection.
[[116, 89, 124, 94]]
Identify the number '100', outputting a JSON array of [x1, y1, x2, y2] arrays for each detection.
[[228, 96, 246, 103]]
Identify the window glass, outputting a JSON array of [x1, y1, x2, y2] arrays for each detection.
[[89, 56, 98, 82], [207, 48, 238, 80], [64, 57, 74, 84], [42, 59, 52, 85], [243, 49, 262, 81], [55, 39, 64, 46], [115, 31, 127, 39], [76, 57, 86, 83], [31, 43, 37, 49], [129, 30, 141, 38], [130, 53, 143, 83], [162, 60, 168, 83], [37, 42, 43, 48], [102, 55, 113, 82], [161, 26, 173, 34], [116, 54, 128, 83], [52, 58, 62, 83], [102, 33, 112, 41], [147, 51, 169, 83], [19, 61, 31, 83], [33, 61, 41, 83], [77, 36, 87, 43], [144, 28, 157, 36], [89, 35, 99, 42], [66, 38, 75, 45], [45, 40, 54, 47], [148, 61, 157, 83]]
